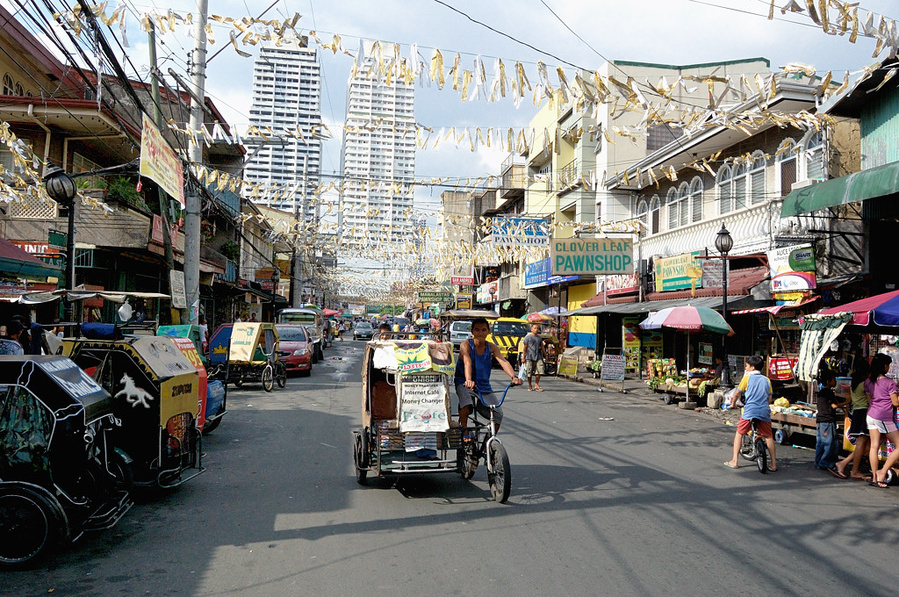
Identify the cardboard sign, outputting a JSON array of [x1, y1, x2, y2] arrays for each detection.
[[558, 356, 578, 377], [399, 378, 449, 432]]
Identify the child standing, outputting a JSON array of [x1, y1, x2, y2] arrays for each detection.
[[815, 369, 848, 476], [724, 355, 777, 471]]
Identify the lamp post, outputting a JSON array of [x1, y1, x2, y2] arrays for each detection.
[[43, 166, 77, 322], [271, 268, 280, 322], [715, 224, 734, 386]]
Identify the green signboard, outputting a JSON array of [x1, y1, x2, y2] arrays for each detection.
[[48, 229, 66, 249], [550, 237, 633, 276], [417, 291, 454, 304], [654, 252, 702, 292]]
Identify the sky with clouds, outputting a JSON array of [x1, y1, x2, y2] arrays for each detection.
[[42, 0, 892, 219]]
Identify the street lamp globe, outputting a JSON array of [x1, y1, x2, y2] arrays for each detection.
[[715, 224, 733, 255], [43, 165, 76, 205]]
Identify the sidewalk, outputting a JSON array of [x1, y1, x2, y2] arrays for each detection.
[[557, 369, 744, 427]]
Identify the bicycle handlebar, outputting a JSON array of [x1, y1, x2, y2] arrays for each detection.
[[473, 381, 517, 409]]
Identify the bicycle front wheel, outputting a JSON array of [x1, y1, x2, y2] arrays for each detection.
[[488, 441, 511, 503], [261, 364, 274, 392], [755, 437, 768, 474]]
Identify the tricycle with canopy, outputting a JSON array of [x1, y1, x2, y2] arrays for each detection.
[[228, 323, 286, 392]]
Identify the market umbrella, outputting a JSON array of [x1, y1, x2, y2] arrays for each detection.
[[816, 288, 899, 328], [639, 306, 734, 403], [540, 306, 568, 316], [526, 312, 553, 322], [322, 308, 339, 316]]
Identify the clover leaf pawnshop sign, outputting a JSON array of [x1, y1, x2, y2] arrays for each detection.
[[550, 237, 634, 276]]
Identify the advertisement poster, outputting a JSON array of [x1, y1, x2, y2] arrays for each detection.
[[768, 357, 798, 381], [698, 342, 714, 365], [399, 379, 449, 432], [394, 342, 432, 373], [641, 328, 663, 362], [767, 243, 816, 293], [550, 237, 633, 276], [622, 316, 641, 372]]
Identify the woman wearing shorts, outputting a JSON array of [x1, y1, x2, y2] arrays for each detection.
[[864, 353, 899, 488], [834, 360, 870, 480]]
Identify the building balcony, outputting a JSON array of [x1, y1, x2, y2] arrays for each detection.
[[500, 162, 526, 200]]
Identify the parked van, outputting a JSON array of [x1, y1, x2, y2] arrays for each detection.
[[276, 307, 324, 361]]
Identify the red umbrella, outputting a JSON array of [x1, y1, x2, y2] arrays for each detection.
[[526, 313, 553, 322], [322, 308, 340, 316]]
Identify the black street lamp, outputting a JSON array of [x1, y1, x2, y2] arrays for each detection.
[[43, 165, 77, 321], [271, 267, 280, 321], [715, 224, 734, 386]]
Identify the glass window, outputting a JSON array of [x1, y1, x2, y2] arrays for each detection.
[[717, 165, 733, 215], [666, 188, 678, 230], [805, 131, 825, 181], [650, 196, 661, 234], [2, 74, 13, 95], [749, 152, 766, 205], [778, 140, 797, 197], [689, 177, 703, 223], [734, 163, 747, 211], [636, 199, 649, 230]]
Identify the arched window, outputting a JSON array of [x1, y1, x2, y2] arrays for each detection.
[[677, 182, 690, 227], [733, 163, 747, 211], [805, 131, 825, 181], [2, 74, 13, 96], [777, 139, 798, 197], [689, 177, 703, 222], [636, 198, 649, 230], [14, 83, 23, 96], [717, 165, 733, 215], [666, 188, 678, 230], [749, 151, 766, 205], [650, 195, 661, 234]]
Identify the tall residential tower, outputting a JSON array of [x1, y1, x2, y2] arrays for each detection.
[[245, 37, 322, 220], [340, 55, 416, 246]]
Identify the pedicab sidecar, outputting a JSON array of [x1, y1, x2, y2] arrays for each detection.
[[0, 356, 133, 568], [352, 339, 462, 484], [61, 335, 204, 489], [228, 323, 286, 392]]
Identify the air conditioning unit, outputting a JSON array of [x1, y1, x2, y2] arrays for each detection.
[[791, 179, 821, 191]]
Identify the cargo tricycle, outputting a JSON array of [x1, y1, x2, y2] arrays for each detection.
[[227, 323, 286, 392]]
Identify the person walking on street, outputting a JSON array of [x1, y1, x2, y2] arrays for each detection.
[[520, 323, 546, 392], [834, 360, 871, 480], [815, 369, 848, 476], [864, 353, 899, 488]]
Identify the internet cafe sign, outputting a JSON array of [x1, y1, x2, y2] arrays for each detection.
[[550, 237, 633, 276], [767, 243, 816, 292]]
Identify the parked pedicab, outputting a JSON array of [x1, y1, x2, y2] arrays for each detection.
[[61, 330, 204, 489], [352, 333, 514, 502], [227, 323, 286, 392], [0, 356, 133, 568], [157, 325, 227, 434]]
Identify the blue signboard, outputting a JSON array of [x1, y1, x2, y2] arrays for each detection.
[[524, 257, 580, 289]]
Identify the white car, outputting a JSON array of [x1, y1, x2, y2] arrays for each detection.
[[448, 320, 472, 351]]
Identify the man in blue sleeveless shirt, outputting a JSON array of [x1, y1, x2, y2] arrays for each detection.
[[455, 318, 522, 435], [724, 355, 778, 471]]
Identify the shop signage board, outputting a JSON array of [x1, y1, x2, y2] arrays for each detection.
[[454, 293, 473, 309], [601, 354, 626, 381], [699, 257, 727, 289], [768, 356, 798, 380], [416, 291, 453, 304], [768, 243, 816, 292], [550, 237, 633, 276], [48, 229, 66, 250], [654, 251, 702, 292], [139, 114, 185, 207], [558, 355, 578, 377], [451, 275, 475, 285], [477, 281, 496, 304], [605, 273, 640, 295], [698, 342, 714, 365], [169, 270, 186, 308], [491, 217, 550, 247], [524, 257, 580, 288]]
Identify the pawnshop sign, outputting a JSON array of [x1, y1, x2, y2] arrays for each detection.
[[550, 238, 634, 276]]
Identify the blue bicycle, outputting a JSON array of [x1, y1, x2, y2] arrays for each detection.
[[460, 383, 514, 503]]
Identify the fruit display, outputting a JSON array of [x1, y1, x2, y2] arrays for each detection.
[[645, 358, 677, 379]]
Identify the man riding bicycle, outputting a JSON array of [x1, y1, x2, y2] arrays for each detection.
[[455, 318, 523, 437]]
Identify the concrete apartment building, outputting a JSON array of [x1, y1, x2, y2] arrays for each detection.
[[245, 37, 322, 220], [339, 52, 416, 246]]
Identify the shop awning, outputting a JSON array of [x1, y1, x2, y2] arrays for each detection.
[[731, 296, 818, 315], [0, 238, 62, 280], [780, 160, 899, 217], [19, 289, 169, 305], [567, 295, 755, 316]]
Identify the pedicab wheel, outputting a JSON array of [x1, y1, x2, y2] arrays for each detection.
[[0, 487, 58, 569], [261, 365, 274, 392], [233, 370, 244, 388], [353, 432, 368, 485], [109, 449, 135, 491], [275, 362, 287, 388], [755, 437, 768, 474], [202, 415, 222, 434], [488, 442, 511, 503], [739, 434, 757, 461], [663, 393, 674, 405]]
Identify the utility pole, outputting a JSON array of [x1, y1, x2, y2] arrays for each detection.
[[148, 23, 175, 289], [184, 0, 209, 324]]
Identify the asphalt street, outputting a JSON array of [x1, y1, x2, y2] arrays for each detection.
[[4, 340, 898, 597]]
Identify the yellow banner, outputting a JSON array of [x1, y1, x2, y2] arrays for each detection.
[[395, 342, 432, 373], [140, 114, 185, 207], [229, 323, 261, 362]]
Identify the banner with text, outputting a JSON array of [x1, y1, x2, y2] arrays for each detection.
[[140, 114, 185, 207], [654, 252, 702, 292]]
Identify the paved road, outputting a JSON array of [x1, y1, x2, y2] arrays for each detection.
[[5, 340, 897, 596]]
